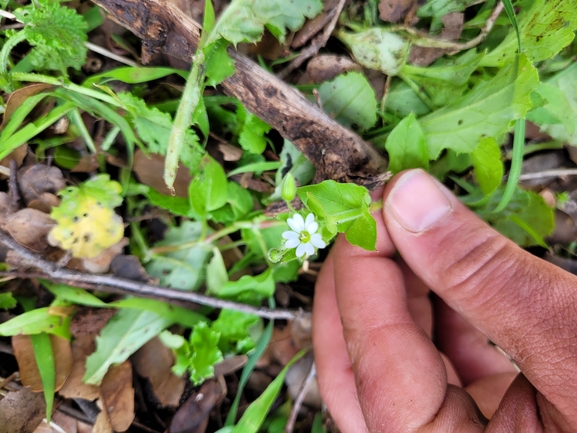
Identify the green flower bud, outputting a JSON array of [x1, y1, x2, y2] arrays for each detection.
[[281, 173, 296, 203]]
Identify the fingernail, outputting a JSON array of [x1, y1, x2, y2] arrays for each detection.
[[386, 170, 453, 233]]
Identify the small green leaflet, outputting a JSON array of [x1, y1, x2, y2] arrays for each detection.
[[164, 322, 223, 385], [146, 221, 213, 291], [297, 180, 376, 251], [318, 72, 378, 131], [385, 113, 429, 174], [205, 39, 236, 87], [211, 309, 262, 355], [119, 92, 204, 169], [217, 268, 276, 304], [420, 54, 539, 158], [336, 29, 410, 76], [0, 293, 17, 310], [210, 0, 323, 46], [189, 155, 229, 219], [84, 309, 173, 385], [10, 1, 87, 73], [480, 0, 577, 68], [238, 110, 271, 154], [471, 137, 503, 195], [399, 49, 484, 108], [530, 62, 577, 146], [417, 0, 480, 18], [0, 307, 72, 339], [31, 333, 55, 422]]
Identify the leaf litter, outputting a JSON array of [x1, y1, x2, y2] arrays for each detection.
[[0, 0, 576, 431]]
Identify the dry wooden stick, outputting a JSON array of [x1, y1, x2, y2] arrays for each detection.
[[0, 230, 298, 320], [90, 0, 388, 187], [277, 0, 347, 79]]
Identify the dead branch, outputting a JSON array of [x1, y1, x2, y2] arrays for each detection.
[[0, 230, 298, 320], [90, 0, 388, 187]]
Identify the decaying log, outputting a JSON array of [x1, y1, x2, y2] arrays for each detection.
[[91, 0, 389, 187]]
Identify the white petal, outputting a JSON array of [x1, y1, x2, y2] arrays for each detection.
[[282, 231, 299, 240], [307, 221, 319, 234], [310, 234, 326, 249], [287, 214, 305, 232], [296, 243, 308, 257], [302, 242, 315, 256], [285, 238, 300, 248], [304, 213, 316, 229]]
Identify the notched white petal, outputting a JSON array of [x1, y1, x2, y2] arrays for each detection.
[[307, 221, 319, 234], [285, 238, 300, 248], [296, 243, 308, 257], [302, 242, 315, 256], [282, 231, 299, 240], [310, 234, 326, 248], [304, 213, 315, 228], [287, 214, 305, 232]]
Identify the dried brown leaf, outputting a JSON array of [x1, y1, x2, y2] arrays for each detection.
[[5, 208, 55, 252], [69, 307, 116, 338], [0, 145, 27, 179], [81, 237, 129, 274], [0, 386, 45, 433], [169, 380, 224, 433], [132, 337, 186, 407], [12, 334, 73, 393], [379, 0, 418, 23], [1, 84, 53, 130], [100, 361, 135, 432], [408, 13, 464, 66], [58, 335, 100, 401], [306, 55, 362, 83], [18, 165, 66, 205], [134, 151, 191, 197]]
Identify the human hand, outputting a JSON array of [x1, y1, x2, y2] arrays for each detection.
[[313, 169, 577, 432]]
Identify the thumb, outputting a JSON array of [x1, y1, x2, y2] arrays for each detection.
[[383, 169, 577, 425]]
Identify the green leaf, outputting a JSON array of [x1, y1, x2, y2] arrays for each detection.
[[13, 1, 88, 73], [420, 54, 539, 158], [31, 333, 55, 422], [146, 189, 192, 217], [83, 66, 186, 88], [385, 80, 431, 117], [189, 156, 229, 218], [530, 63, 577, 145], [212, 0, 323, 45], [494, 119, 525, 212], [466, 186, 554, 247], [205, 39, 236, 87], [471, 137, 503, 195], [225, 321, 273, 426], [336, 29, 410, 76], [206, 248, 229, 296], [417, 0, 480, 18], [84, 309, 173, 385], [297, 180, 376, 250], [119, 92, 204, 170], [345, 211, 377, 251], [218, 268, 276, 303], [0, 293, 17, 310], [0, 307, 72, 338], [146, 222, 212, 290], [238, 111, 271, 154], [186, 322, 224, 385], [318, 72, 378, 131], [399, 49, 484, 107], [231, 350, 305, 433], [385, 113, 429, 174], [45, 283, 205, 327], [211, 309, 262, 354], [481, 0, 577, 68]]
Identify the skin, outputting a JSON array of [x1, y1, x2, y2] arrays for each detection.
[[313, 169, 577, 432]]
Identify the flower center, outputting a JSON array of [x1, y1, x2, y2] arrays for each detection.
[[299, 230, 311, 244]]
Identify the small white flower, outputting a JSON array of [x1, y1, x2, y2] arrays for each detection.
[[282, 213, 326, 258]]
